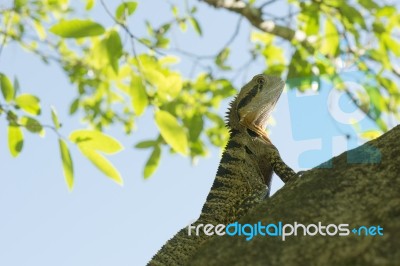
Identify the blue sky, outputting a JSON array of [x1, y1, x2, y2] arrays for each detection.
[[0, 1, 384, 265]]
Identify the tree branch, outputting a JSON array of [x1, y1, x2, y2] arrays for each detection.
[[192, 125, 400, 265], [259, 0, 280, 9], [200, 0, 307, 44], [99, 0, 167, 57]]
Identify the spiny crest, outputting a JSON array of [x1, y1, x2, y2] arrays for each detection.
[[225, 95, 238, 127]]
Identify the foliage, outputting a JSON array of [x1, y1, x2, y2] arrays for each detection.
[[0, 0, 399, 189]]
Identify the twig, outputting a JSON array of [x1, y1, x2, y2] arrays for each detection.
[[202, 0, 324, 56], [232, 57, 257, 84], [99, 0, 155, 97], [170, 47, 214, 59], [343, 89, 376, 122], [259, 0, 280, 9], [0, 102, 67, 140], [99, 0, 167, 57], [0, 8, 14, 62], [221, 16, 243, 49]]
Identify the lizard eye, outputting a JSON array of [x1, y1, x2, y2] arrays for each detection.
[[256, 77, 266, 85]]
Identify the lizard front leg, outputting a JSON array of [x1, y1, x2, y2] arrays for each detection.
[[270, 147, 297, 183]]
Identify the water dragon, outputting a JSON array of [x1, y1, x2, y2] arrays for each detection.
[[148, 74, 299, 265]]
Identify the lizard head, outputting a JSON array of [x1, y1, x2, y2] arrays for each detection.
[[228, 74, 285, 137]]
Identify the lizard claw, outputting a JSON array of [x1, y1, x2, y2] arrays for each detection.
[[287, 171, 305, 184], [296, 171, 306, 177]]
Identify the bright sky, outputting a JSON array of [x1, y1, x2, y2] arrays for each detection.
[[0, 1, 382, 265]]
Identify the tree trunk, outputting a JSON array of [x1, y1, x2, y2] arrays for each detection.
[[191, 125, 400, 265]]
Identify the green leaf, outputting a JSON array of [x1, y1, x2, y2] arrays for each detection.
[[88, 38, 108, 69], [0, 73, 14, 102], [143, 68, 165, 87], [50, 19, 105, 38], [299, 5, 319, 35], [188, 115, 203, 141], [8, 125, 24, 157], [155, 110, 188, 155], [155, 36, 170, 49], [189, 17, 202, 36], [382, 34, 400, 56], [145, 20, 155, 36], [15, 94, 41, 115], [6, 110, 18, 123], [135, 140, 157, 149], [19, 116, 44, 134], [51, 106, 61, 129], [15, 0, 27, 10], [172, 6, 179, 17], [105, 30, 123, 73], [79, 147, 123, 185], [190, 6, 198, 14], [341, 4, 367, 29], [205, 111, 225, 126], [158, 73, 182, 98], [365, 85, 387, 114], [287, 49, 313, 83], [86, 0, 95, 10], [158, 56, 179, 65], [190, 139, 207, 157], [263, 46, 285, 65], [360, 129, 382, 140], [374, 44, 391, 69], [70, 130, 123, 185], [320, 19, 339, 57], [59, 139, 74, 191], [130, 75, 148, 116], [144, 146, 161, 178], [69, 130, 123, 154], [13, 77, 20, 94], [376, 118, 388, 131], [178, 21, 187, 32], [69, 98, 79, 115], [378, 76, 397, 94], [33, 20, 47, 40], [305, 14, 319, 35], [115, 1, 138, 21], [215, 48, 231, 70], [372, 21, 386, 34], [376, 6, 396, 17], [358, 0, 379, 10], [251, 32, 274, 45]]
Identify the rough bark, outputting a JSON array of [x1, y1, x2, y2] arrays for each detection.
[[191, 125, 400, 265], [201, 0, 297, 41], [200, 0, 314, 50]]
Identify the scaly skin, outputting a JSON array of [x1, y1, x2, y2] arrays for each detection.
[[148, 74, 298, 266]]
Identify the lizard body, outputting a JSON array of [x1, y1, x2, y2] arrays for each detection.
[[148, 74, 298, 266]]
